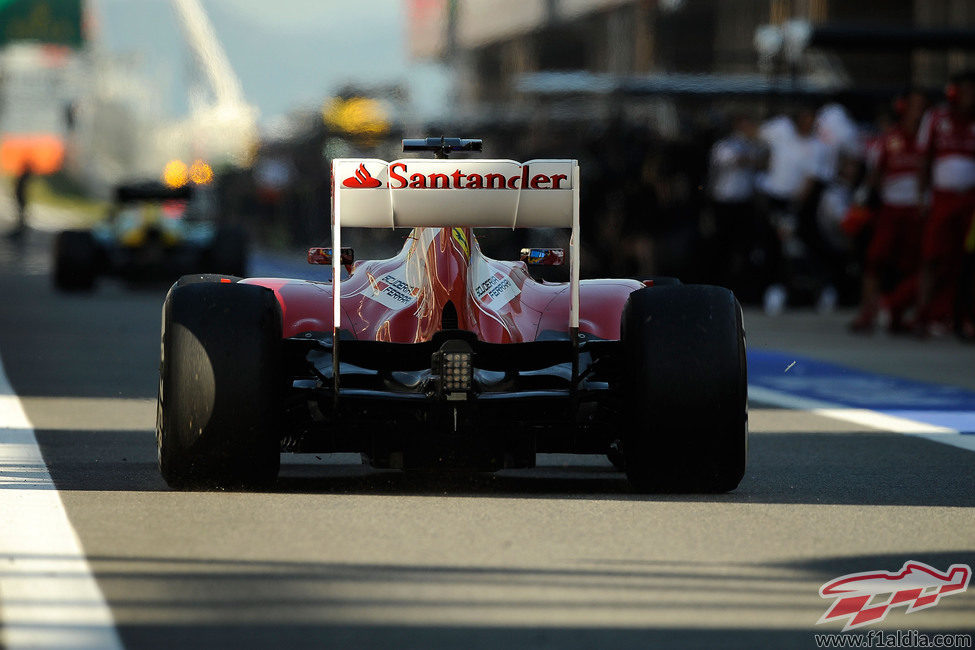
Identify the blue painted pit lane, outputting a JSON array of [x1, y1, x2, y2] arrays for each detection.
[[749, 350, 975, 434]]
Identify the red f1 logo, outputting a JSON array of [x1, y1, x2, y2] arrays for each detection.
[[817, 561, 970, 631]]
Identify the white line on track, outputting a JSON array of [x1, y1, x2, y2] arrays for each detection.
[[749, 384, 975, 452], [0, 356, 124, 650]]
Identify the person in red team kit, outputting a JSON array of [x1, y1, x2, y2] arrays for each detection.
[[914, 71, 975, 337], [851, 90, 928, 332]]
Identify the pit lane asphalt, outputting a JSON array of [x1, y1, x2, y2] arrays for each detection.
[[0, 228, 973, 650]]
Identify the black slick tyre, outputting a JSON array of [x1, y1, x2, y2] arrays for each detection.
[[607, 278, 682, 468], [642, 276, 681, 287], [157, 279, 282, 489], [174, 273, 243, 287], [620, 284, 747, 493]]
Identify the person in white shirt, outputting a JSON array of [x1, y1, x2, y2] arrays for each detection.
[[758, 110, 831, 206], [756, 107, 834, 313]]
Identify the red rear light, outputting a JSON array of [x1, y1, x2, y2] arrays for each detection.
[[308, 247, 355, 265], [220, 278, 232, 283], [308, 247, 329, 265]]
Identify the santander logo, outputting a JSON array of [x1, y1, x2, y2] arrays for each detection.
[[342, 163, 382, 188], [340, 162, 567, 190]]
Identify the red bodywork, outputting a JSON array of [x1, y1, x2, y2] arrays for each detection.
[[243, 227, 642, 343]]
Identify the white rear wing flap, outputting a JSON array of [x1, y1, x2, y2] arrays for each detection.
[[332, 158, 578, 228], [329, 157, 582, 392]]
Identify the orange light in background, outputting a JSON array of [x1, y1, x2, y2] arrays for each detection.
[[163, 159, 188, 188], [0, 134, 65, 175], [188, 159, 213, 185]]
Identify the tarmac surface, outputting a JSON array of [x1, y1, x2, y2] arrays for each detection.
[[0, 218, 973, 649]]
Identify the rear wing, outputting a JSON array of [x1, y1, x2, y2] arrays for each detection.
[[332, 158, 577, 228], [330, 157, 581, 335]]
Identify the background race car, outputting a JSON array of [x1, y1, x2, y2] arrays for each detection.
[[156, 139, 747, 493], [53, 181, 248, 290]]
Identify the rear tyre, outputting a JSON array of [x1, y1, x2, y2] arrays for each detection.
[[620, 285, 747, 493], [206, 225, 248, 277], [157, 280, 282, 489], [174, 273, 243, 287], [642, 276, 681, 287], [607, 276, 683, 469], [53, 230, 98, 291]]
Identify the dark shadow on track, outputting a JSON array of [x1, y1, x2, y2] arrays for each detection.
[[780, 551, 975, 584], [32, 429, 975, 507], [2, 550, 970, 650]]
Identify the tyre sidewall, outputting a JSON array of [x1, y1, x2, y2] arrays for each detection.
[[157, 281, 281, 487], [621, 285, 747, 492]]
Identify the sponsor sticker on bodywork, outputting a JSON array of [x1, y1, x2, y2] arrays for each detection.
[[365, 267, 421, 309], [470, 257, 520, 309]]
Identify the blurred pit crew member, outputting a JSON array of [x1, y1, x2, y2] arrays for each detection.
[[960, 213, 975, 339], [11, 164, 32, 238], [708, 114, 765, 297], [914, 71, 975, 336], [815, 151, 865, 312], [850, 90, 928, 333], [757, 108, 831, 314]]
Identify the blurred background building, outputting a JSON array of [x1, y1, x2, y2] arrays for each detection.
[[0, 0, 257, 197], [3, 0, 975, 326], [413, 0, 975, 120]]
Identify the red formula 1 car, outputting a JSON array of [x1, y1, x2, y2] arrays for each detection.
[[156, 138, 747, 492]]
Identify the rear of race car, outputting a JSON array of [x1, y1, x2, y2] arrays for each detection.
[[276, 152, 595, 472], [53, 182, 248, 290], [155, 140, 747, 492]]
